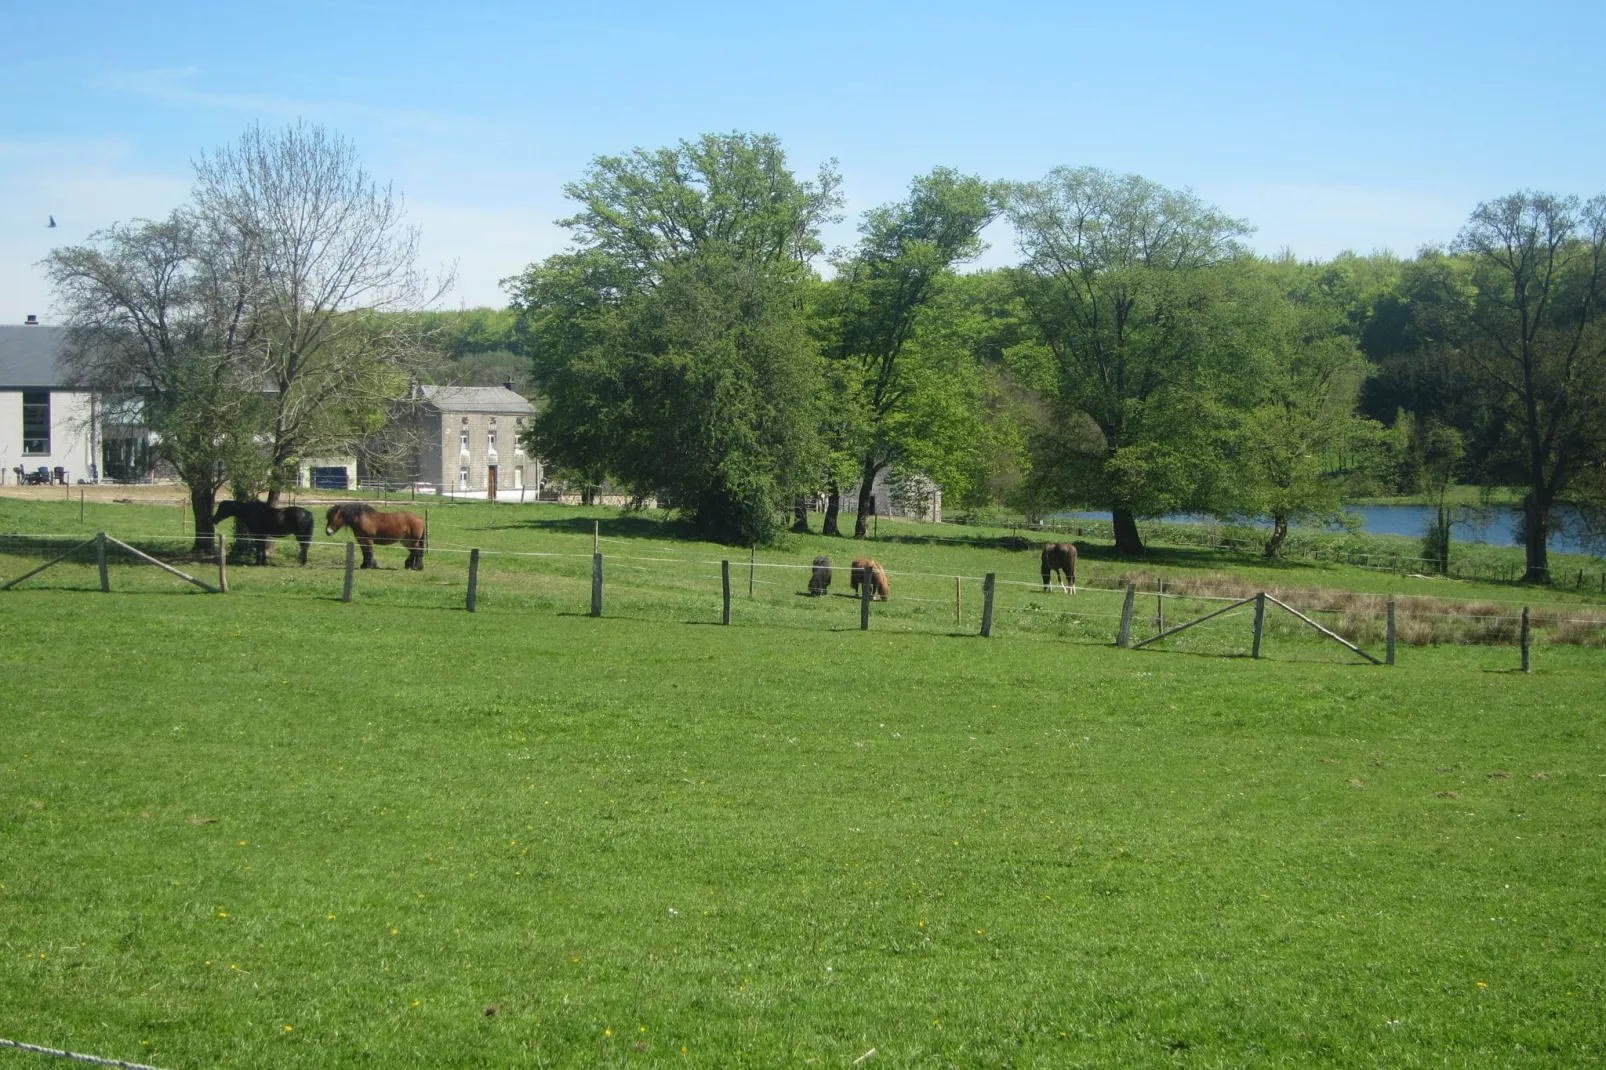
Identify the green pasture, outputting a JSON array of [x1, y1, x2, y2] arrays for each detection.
[[2, 499, 1605, 1067]]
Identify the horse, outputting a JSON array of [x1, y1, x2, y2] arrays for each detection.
[[850, 558, 891, 601], [325, 503, 427, 570], [1041, 542, 1077, 593], [214, 499, 314, 565], [808, 556, 833, 596]]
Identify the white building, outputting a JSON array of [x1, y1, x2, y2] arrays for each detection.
[[0, 322, 101, 485]]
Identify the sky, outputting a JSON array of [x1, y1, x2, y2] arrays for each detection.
[[4, 0, 1605, 323]]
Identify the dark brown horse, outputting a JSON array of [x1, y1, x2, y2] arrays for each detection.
[[1041, 542, 1077, 592], [214, 499, 314, 565], [808, 555, 832, 596], [850, 558, 890, 601], [325, 504, 427, 570]]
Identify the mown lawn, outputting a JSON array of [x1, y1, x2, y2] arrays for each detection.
[[2, 501, 1604, 1067]]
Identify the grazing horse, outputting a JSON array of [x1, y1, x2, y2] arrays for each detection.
[[325, 503, 427, 570], [850, 558, 891, 601], [1041, 542, 1077, 593], [214, 499, 314, 565], [808, 555, 833, 596]]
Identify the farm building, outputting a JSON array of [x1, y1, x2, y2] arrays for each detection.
[[0, 319, 152, 484], [397, 384, 540, 497]]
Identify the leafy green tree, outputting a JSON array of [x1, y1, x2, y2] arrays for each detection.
[[1229, 257, 1373, 556], [1006, 167, 1258, 553], [45, 212, 266, 552], [1423, 191, 1606, 581], [816, 168, 1001, 536], [510, 133, 839, 543], [1416, 420, 1466, 573]]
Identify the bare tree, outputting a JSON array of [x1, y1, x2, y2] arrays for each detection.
[[192, 121, 449, 501]]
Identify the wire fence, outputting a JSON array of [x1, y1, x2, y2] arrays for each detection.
[[6, 528, 1606, 667]]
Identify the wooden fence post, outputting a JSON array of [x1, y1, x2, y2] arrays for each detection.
[[341, 541, 355, 602], [96, 531, 109, 593], [216, 532, 228, 594], [860, 569, 872, 630], [1520, 606, 1531, 673], [466, 548, 480, 612], [1117, 582, 1137, 647], [180, 500, 186, 536], [591, 552, 603, 617], [1386, 599, 1396, 666], [79, 488, 85, 524], [722, 560, 731, 625], [1251, 592, 1266, 659], [593, 520, 599, 555], [980, 572, 996, 638]]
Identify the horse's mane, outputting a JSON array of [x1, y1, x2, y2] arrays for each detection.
[[335, 503, 376, 520]]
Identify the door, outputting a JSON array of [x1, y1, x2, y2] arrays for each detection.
[[487, 464, 498, 501]]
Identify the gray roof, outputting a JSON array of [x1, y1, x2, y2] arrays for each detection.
[[418, 384, 535, 414], [0, 325, 72, 389]]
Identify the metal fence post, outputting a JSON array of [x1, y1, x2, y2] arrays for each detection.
[[722, 560, 731, 625], [591, 552, 603, 617], [1251, 592, 1266, 659], [341, 541, 355, 603], [96, 531, 109, 593], [1520, 606, 1531, 672], [980, 572, 995, 638], [466, 548, 480, 612], [1117, 582, 1137, 647], [860, 569, 872, 630]]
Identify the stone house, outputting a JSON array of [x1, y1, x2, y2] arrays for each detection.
[[403, 384, 540, 497]]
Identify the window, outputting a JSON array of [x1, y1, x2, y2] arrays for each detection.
[[487, 429, 497, 455], [22, 392, 49, 455], [460, 427, 470, 453], [514, 466, 524, 489], [459, 466, 470, 490]]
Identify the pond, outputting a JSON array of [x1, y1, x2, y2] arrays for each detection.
[[1056, 504, 1600, 556]]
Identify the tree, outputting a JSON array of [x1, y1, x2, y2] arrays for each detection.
[[1006, 168, 1256, 554], [1230, 257, 1372, 557], [817, 168, 1002, 536], [44, 213, 265, 552], [1430, 191, 1606, 581], [192, 121, 443, 501], [510, 133, 839, 543], [1417, 419, 1465, 574]]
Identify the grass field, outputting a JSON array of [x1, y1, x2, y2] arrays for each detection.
[[3, 498, 1605, 1067]]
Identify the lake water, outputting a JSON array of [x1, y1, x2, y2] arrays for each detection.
[[1057, 504, 1599, 556]]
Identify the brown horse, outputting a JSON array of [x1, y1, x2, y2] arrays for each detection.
[[325, 503, 427, 570], [850, 558, 891, 601], [1041, 542, 1077, 593]]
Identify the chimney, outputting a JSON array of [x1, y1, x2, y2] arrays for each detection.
[[24, 314, 39, 326], [503, 380, 516, 392]]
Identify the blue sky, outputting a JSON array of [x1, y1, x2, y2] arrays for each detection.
[[5, 0, 1604, 322]]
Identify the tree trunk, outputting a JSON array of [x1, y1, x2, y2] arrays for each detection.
[[853, 456, 883, 538], [1111, 508, 1144, 556], [1522, 492, 1550, 583], [1263, 514, 1288, 558], [188, 483, 219, 556], [822, 485, 841, 536], [265, 487, 282, 507], [791, 495, 812, 533]]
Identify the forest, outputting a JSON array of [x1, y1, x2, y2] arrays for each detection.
[[454, 132, 1602, 580]]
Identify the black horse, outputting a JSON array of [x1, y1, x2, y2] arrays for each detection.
[[214, 500, 314, 565]]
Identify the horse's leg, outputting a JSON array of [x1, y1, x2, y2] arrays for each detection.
[[298, 535, 310, 566], [360, 538, 376, 568]]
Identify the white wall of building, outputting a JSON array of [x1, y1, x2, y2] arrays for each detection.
[[0, 389, 97, 484]]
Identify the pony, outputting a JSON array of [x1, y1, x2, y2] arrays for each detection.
[[850, 558, 891, 601], [214, 499, 314, 565], [325, 503, 427, 570], [1041, 542, 1077, 593], [808, 556, 833, 596]]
